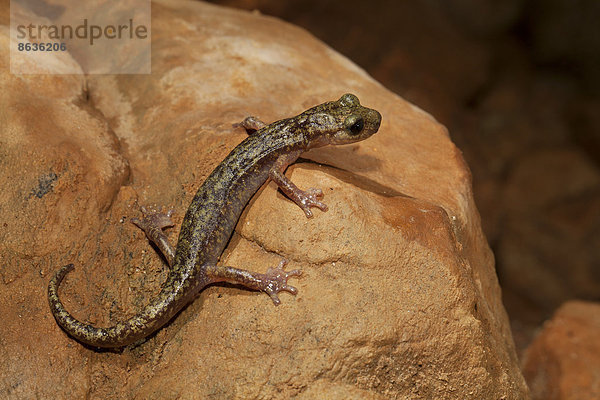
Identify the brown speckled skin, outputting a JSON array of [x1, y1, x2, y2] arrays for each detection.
[[48, 94, 382, 348]]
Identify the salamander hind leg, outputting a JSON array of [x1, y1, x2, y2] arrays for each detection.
[[204, 260, 302, 305], [131, 206, 176, 267]]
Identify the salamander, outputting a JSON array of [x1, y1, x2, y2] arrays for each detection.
[[48, 93, 382, 348]]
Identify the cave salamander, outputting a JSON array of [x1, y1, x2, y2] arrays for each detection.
[[48, 93, 382, 348]]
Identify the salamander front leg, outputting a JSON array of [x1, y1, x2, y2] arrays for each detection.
[[233, 116, 267, 132], [269, 152, 329, 218], [131, 206, 176, 267], [204, 260, 302, 305]]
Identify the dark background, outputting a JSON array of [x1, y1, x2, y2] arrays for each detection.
[[208, 0, 600, 356]]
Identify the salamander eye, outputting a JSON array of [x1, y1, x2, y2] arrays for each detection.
[[348, 117, 364, 135]]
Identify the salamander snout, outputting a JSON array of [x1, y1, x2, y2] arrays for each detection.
[[367, 109, 382, 133]]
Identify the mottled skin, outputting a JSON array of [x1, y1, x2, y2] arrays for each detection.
[[48, 94, 382, 348]]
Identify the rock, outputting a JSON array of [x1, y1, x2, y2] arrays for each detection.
[[499, 148, 600, 313], [0, 0, 528, 398], [214, 0, 491, 126], [448, 65, 600, 352], [522, 301, 600, 400]]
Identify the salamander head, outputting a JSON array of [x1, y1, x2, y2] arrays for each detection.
[[301, 93, 382, 148]]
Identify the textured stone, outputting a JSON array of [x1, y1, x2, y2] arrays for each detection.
[[522, 301, 600, 400], [0, 0, 528, 398]]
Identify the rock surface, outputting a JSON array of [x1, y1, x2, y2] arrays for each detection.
[[0, 0, 528, 398], [499, 148, 600, 310], [215, 1, 600, 357], [522, 301, 600, 400]]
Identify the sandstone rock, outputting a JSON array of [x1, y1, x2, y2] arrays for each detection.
[[0, 0, 528, 398], [499, 148, 600, 312], [212, 0, 491, 127], [522, 301, 600, 400], [447, 65, 600, 353]]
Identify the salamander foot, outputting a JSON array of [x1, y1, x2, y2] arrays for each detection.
[[295, 188, 329, 218], [260, 259, 302, 305]]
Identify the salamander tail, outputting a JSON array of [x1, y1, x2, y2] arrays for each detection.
[[48, 264, 162, 348]]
